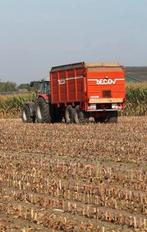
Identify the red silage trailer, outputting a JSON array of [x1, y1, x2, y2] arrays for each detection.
[[22, 62, 126, 123], [50, 62, 125, 123]]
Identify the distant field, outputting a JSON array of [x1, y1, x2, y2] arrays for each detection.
[[126, 66, 147, 82], [0, 117, 146, 231]]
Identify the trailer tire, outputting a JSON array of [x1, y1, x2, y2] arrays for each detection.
[[22, 104, 35, 123], [51, 106, 63, 123], [74, 105, 86, 124], [95, 117, 102, 123], [107, 111, 118, 123], [95, 111, 118, 123], [36, 98, 51, 123], [65, 105, 75, 123]]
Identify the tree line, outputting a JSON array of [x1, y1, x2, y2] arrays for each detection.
[[0, 81, 30, 93]]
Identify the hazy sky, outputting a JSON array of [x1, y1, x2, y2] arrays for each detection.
[[0, 0, 147, 84]]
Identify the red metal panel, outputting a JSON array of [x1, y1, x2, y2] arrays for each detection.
[[65, 71, 69, 102], [74, 69, 78, 101], [58, 71, 65, 102], [50, 66, 85, 104]]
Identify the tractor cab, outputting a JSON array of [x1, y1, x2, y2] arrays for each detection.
[[30, 80, 50, 102], [39, 81, 50, 94], [30, 80, 50, 95]]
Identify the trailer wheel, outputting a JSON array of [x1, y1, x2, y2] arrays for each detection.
[[107, 111, 118, 123], [36, 98, 51, 123], [74, 106, 86, 124], [65, 105, 75, 123], [95, 115, 107, 123], [51, 106, 63, 123], [22, 104, 35, 123]]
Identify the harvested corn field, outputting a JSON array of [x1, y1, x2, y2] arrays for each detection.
[[0, 117, 147, 232]]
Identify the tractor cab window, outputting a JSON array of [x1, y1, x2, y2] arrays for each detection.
[[39, 81, 50, 94]]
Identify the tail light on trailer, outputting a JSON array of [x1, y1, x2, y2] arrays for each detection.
[[88, 104, 96, 110], [112, 103, 123, 110]]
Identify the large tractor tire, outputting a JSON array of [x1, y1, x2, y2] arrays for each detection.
[[36, 98, 51, 123], [65, 105, 75, 123], [22, 103, 35, 123]]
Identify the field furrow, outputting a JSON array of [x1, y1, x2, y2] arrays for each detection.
[[0, 117, 147, 231]]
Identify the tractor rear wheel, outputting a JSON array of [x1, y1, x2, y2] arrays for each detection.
[[36, 98, 51, 123]]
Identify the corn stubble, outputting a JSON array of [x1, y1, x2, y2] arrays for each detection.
[[0, 117, 147, 231]]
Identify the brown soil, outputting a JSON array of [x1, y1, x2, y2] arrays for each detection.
[[0, 117, 147, 231]]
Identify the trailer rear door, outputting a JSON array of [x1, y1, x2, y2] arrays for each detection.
[[86, 64, 125, 104]]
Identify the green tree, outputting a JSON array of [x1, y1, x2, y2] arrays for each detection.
[[17, 83, 30, 91], [0, 81, 17, 92]]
